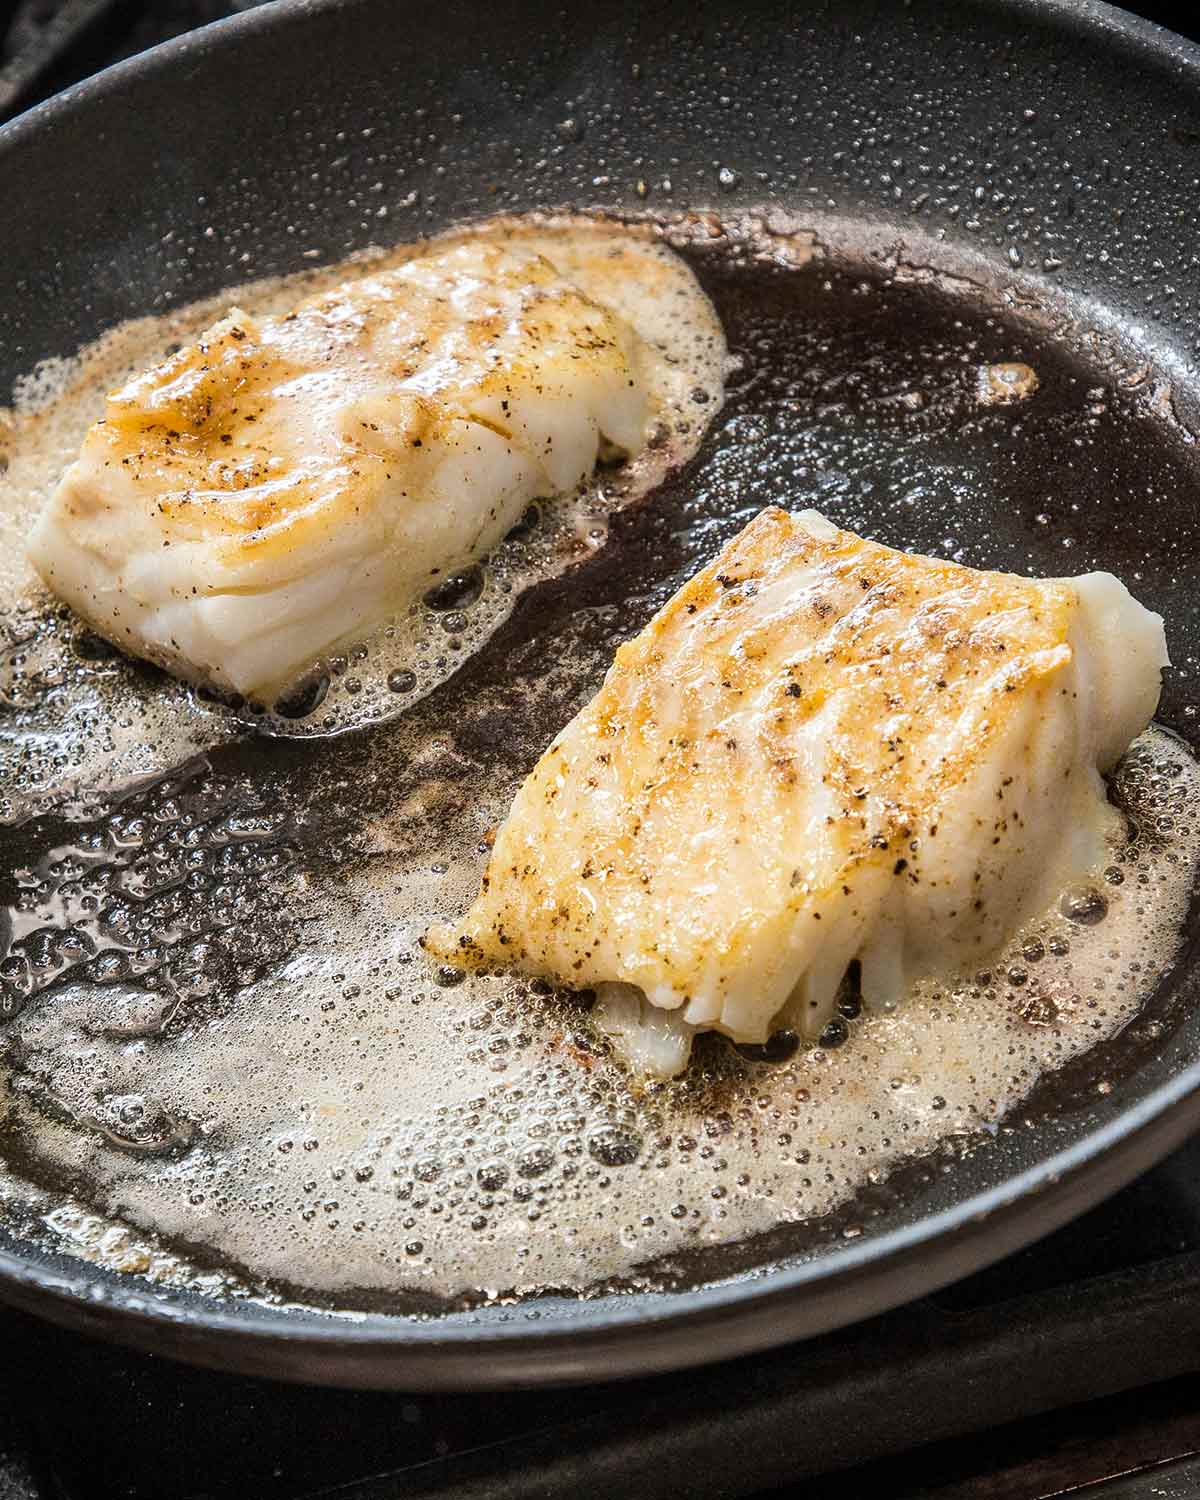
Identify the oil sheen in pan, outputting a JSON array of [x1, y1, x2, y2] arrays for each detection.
[[0, 219, 1199, 1308]]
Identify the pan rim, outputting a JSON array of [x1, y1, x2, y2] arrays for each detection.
[[2, 0, 1199, 152], [2, 0, 1200, 1387]]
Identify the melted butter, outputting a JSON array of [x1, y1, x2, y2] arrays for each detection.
[[0, 715, 1194, 1302], [0, 218, 1198, 1308]]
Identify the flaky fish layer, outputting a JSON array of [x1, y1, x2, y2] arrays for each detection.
[[428, 509, 1167, 1075], [28, 229, 714, 699]]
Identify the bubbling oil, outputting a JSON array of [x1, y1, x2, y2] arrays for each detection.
[[0, 706, 1195, 1302], [0, 217, 1199, 1307]]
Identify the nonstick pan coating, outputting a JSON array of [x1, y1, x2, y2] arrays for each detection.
[[3, 0, 1200, 1389]]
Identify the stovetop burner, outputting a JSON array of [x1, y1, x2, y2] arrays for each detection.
[[4, 3, 1200, 1497]]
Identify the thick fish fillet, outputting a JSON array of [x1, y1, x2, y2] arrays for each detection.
[[428, 508, 1168, 1076], [27, 237, 677, 700]]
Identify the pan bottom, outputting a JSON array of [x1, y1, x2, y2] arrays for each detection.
[[2, 217, 1200, 1317]]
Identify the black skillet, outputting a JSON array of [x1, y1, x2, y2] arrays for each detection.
[[3, 0, 1200, 1389]]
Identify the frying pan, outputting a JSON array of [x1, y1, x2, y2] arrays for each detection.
[[3, 0, 1200, 1391]]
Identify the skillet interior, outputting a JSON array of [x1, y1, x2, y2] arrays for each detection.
[[2, 0, 1200, 1387]]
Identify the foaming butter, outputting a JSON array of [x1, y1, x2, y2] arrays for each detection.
[[0, 216, 1197, 1307]]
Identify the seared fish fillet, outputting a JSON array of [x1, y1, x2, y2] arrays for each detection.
[[428, 508, 1167, 1076], [28, 236, 688, 700]]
